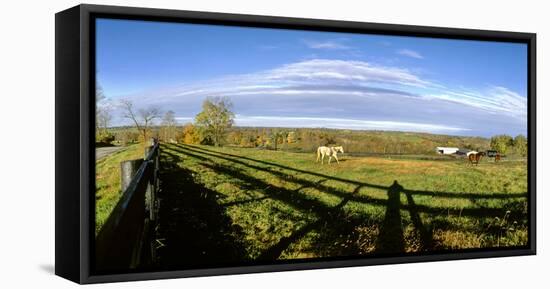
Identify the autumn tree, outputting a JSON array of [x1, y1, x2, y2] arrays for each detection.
[[490, 134, 513, 154], [194, 96, 235, 146], [287, 131, 296, 144], [227, 130, 243, 145], [120, 99, 161, 144], [513, 134, 528, 157], [269, 130, 286, 150], [182, 123, 201, 144]]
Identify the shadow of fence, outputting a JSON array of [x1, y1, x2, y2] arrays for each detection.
[[155, 149, 248, 269], [95, 142, 160, 272], [156, 143, 527, 264]]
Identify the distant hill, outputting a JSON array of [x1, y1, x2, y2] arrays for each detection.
[[224, 126, 491, 155], [106, 125, 493, 155]]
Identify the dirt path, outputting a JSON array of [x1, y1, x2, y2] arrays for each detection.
[[96, 146, 125, 160]]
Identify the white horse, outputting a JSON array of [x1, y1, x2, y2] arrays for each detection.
[[316, 146, 344, 164]]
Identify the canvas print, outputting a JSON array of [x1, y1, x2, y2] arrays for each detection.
[[94, 18, 529, 272]]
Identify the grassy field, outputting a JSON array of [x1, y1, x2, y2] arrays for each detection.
[[156, 143, 528, 265], [95, 144, 145, 235]]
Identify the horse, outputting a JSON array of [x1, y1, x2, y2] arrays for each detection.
[[316, 146, 344, 164], [468, 151, 485, 165]]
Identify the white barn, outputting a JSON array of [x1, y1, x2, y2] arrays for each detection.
[[435, 147, 459, 155]]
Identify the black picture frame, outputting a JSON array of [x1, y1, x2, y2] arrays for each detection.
[[55, 4, 536, 284]]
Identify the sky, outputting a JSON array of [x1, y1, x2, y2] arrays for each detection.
[[96, 18, 528, 137]]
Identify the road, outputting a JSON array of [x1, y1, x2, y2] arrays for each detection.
[[96, 146, 125, 160]]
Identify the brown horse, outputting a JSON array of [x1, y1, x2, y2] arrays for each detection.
[[468, 152, 485, 165]]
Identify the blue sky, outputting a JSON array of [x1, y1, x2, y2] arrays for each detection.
[[96, 18, 528, 137]]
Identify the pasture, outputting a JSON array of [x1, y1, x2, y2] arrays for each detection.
[[156, 143, 528, 265], [95, 144, 144, 234]]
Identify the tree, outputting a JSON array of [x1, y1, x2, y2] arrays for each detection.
[[513, 134, 528, 157], [95, 81, 115, 145], [269, 130, 288, 150], [227, 130, 243, 145], [318, 132, 336, 146], [96, 80, 105, 102], [95, 81, 107, 132], [120, 99, 161, 144], [490, 134, 513, 154], [96, 107, 112, 133], [160, 110, 178, 142], [287, 131, 296, 144], [194, 96, 235, 146], [182, 123, 201, 144]]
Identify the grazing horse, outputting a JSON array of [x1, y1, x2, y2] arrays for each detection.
[[316, 146, 344, 164], [468, 151, 485, 165]]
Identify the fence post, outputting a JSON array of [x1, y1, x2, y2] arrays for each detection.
[[144, 144, 158, 220], [153, 146, 159, 220], [144, 144, 158, 266], [144, 145, 153, 159], [120, 159, 144, 192]]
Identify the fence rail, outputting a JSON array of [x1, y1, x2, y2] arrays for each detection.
[[95, 141, 160, 271]]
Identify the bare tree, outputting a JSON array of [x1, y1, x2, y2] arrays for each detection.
[[120, 99, 161, 143], [161, 110, 178, 142], [97, 108, 112, 134], [96, 82, 106, 132]]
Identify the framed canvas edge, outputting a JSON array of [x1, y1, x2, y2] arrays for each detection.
[[82, 248, 535, 284], [54, 3, 537, 284], [55, 5, 82, 284]]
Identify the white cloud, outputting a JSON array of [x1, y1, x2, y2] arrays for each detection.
[[264, 59, 432, 87], [303, 39, 351, 50], [397, 49, 424, 59], [175, 117, 193, 121], [424, 86, 527, 120], [160, 59, 433, 102], [234, 115, 469, 133], [115, 58, 526, 136]]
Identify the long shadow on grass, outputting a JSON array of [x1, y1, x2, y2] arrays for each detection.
[[375, 180, 433, 252], [164, 145, 375, 258], [167, 145, 433, 257], [198, 160, 370, 259], [155, 149, 248, 269], [173, 144, 526, 219], [375, 181, 405, 253], [185, 145, 527, 200], [160, 144, 526, 260]]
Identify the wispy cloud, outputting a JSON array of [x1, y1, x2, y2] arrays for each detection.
[[264, 59, 431, 87], [303, 39, 352, 50], [175, 117, 193, 122], [424, 86, 527, 120], [234, 115, 469, 133], [115, 58, 526, 137], [397, 49, 424, 59]]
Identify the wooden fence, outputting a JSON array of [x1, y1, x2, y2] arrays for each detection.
[[95, 141, 160, 271]]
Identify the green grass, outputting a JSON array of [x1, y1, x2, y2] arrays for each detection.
[[158, 143, 528, 261], [95, 144, 145, 235]]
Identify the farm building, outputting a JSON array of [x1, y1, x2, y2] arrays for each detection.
[[435, 147, 459, 155], [456, 148, 474, 156]]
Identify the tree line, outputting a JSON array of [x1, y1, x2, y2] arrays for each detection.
[[96, 94, 527, 157], [490, 134, 528, 157]]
